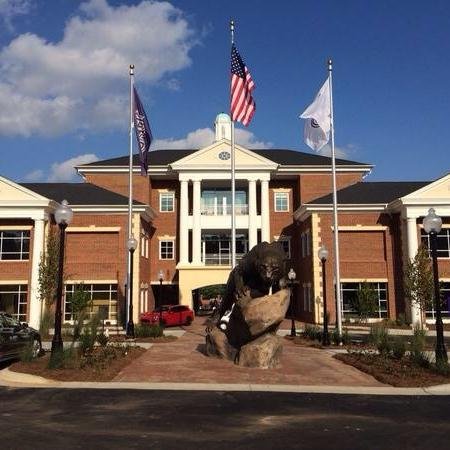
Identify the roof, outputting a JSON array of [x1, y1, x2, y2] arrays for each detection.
[[20, 183, 144, 206], [308, 181, 430, 205], [80, 149, 369, 168]]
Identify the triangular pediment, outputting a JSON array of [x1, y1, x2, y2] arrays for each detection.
[[0, 175, 50, 204], [170, 140, 278, 170], [402, 173, 450, 202]]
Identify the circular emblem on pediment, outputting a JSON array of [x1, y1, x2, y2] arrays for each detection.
[[218, 151, 231, 161]]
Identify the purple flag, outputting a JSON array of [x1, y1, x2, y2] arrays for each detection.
[[133, 86, 152, 176]]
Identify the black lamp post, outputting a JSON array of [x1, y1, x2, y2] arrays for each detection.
[[158, 269, 164, 325], [318, 245, 330, 346], [288, 268, 297, 337], [423, 208, 448, 364], [126, 236, 137, 338], [51, 200, 73, 361]]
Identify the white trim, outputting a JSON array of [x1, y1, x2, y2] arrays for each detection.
[[0, 225, 33, 230], [66, 226, 120, 233], [340, 278, 388, 283], [274, 191, 289, 212], [0, 280, 28, 284], [332, 225, 388, 231], [65, 279, 118, 284], [159, 191, 175, 213]]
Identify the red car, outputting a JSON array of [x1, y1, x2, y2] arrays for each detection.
[[140, 305, 194, 327]]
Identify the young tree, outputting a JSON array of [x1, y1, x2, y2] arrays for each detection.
[[404, 244, 434, 327], [37, 230, 59, 307], [351, 282, 379, 322]]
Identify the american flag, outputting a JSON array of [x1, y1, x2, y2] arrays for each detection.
[[230, 44, 255, 126]]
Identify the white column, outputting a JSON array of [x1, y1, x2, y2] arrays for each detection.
[[406, 216, 421, 326], [261, 179, 270, 242], [248, 179, 257, 250], [179, 179, 189, 264], [192, 179, 202, 264], [29, 218, 45, 329]]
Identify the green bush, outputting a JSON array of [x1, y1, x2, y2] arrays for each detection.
[[39, 309, 54, 337], [396, 313, 407, 327], [79, 313, 102, 354], [96, 332, 109, 347], [331, 327, 340, 345], [434, 359, 450, 376], [19, 343, 36, 363], [48, 346, 78, 369], [134, 324, 164, 338], [391, 337, 407, 359], [409, 326, 428, 366], [341, 328, 350, 345]]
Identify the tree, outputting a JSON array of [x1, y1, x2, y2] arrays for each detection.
[[37, 230, 59, 307], [351, 282, 379, 322], [404, 244, 434, 327]]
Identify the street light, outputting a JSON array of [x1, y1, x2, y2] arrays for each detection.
[[288, 268, 297, 337], [423, 208, 447, 364], [51, 200, 73, 361], [318, 245, 330, 346], [126, 236, 138, 338], [158, 269, 164, 325]]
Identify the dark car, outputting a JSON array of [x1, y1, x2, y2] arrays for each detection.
[[0, 312, 42, 362], [140, 305, 194, 327]]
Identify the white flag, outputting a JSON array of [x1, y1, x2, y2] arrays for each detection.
[[300, 78, 331, 151]]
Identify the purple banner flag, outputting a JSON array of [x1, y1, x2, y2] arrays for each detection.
[[133, 86, 152, 176]]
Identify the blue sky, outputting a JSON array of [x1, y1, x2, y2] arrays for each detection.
[[0, 0, 449, 183]]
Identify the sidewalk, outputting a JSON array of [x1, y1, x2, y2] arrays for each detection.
[[1, 317, 450, 395]]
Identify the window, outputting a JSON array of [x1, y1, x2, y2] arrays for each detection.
[[0, 284, 27, 322], [276, 236, 291, 259], [140, 232, 149, 258], [426, 282, 450, 319], [301, 231, 311, 257], [159, 192, 175, 212], [274, 192, 289, 212], [64, 283, 118, 322], [340, 282, 388, 319], [160, 240, 174, 260], [421, 229, 450, 258], [0, 230, 30, 260]]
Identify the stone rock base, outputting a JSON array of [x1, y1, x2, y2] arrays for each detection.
[[237, 334, 283, 369], [205, 327, 238, 362]]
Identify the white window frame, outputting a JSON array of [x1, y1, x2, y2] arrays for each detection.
[[159, 192, 175, 213], [274, 192, 289, 212], [276, 236, 291, 259], [140, 232, 149, 258], [0, 230, 31, 261], [159, 240, 174, 260], [0, 284, 28, 321]]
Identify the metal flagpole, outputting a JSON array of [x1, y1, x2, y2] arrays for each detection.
[[127, 64, 135, 327], [328, 59, 343, 339], [230, 19, 237, 268]]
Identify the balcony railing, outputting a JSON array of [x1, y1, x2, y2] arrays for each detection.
[[203, 253, 245, 266], [201, 204, 249, 216]]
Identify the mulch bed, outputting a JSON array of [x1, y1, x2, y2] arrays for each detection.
[[109, 335, 177, 343], [9, 346, 146, 382], [335, 353, 450, 387]]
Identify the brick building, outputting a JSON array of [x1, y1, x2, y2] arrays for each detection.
[[0, 113, 449, 329]]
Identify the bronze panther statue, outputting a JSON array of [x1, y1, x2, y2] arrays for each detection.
[[216, 241, 287, 322]]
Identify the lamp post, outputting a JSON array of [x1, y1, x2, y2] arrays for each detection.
[[423, 208, 448, 364], [318, 245, 330, 346], [158, 269, 164, 325], [126, 236, 137, 338], [288, 268, 297, 337], [50, 200, 73, 360]]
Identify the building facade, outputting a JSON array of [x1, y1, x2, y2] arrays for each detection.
[[0, 114, 449, 329]]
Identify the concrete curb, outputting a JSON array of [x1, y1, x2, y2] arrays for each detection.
[[1, 368, 450, 395]]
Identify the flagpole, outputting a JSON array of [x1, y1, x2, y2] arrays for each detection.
[[127, 64, 135, 328], [230, 19, 237, 268], [328, 59, 343, 340]]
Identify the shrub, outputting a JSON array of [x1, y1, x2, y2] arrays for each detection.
[[20, 343, 36, 363], [134, 324, 164, 338], [396, 313, 407, 327], [96, 332, 109, 347], [39, 309, 54, 337], [331, 327, 340, 345], [303, 324, 320, 341], [48, 346, 78, 369], [351, 282, 379, 323], [409, 325, 428, 365], [391, 337, 406, 359], [79, 313, 102, 354], [434, 359, 450, 376]]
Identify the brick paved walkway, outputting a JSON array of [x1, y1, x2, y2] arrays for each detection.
[[114, 317, 384, 386]]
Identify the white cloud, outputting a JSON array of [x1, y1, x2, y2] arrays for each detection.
[[0, 0, 196, 136], [23, 153, 99, 182], [152, 127, 272, 150], [0, 0, 31, 30], [318, 144, 351, 159]]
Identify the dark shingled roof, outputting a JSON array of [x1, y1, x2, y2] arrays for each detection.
[[81, 149, 369, 167], [308, 182, 429, 205], [21, 183, 144, 206]]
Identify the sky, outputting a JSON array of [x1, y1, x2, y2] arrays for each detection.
[[0, 0, 449, 183]]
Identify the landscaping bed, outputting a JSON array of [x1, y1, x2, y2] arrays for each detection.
[[9, 345, 145, 382], [110, 335, 177, 343], [335, 352, 450, 387]]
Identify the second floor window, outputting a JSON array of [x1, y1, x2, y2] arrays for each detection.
[[421, 228, 450, 258], [274, 192, 289, 212], [0, 230, 30, 260], [160, 192, 175, 212], [160, 240, 174, 260]]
